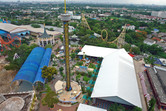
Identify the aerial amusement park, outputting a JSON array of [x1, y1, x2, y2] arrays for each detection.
[[0, 0, 144, 111]]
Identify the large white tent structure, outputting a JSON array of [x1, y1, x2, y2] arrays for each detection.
[[78, 45, 142, 108], [78, 45, 118, 58]]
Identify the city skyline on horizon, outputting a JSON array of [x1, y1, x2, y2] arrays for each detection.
[[1, 0, 166, 6]]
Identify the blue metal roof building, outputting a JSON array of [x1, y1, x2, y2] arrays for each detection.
[[13, 47, 52, 85], [0, 30, 7, 34], [34, 48, 52, 84]]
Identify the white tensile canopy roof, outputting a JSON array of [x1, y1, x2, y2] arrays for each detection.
[[77, 103, 107, 111], [78, 45, 118, 58], [78, 45, 142, 108]]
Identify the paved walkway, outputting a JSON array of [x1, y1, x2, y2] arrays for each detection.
[[134, 60, 147, 111], [39, 94, 79, 111], [39, 103, 79, 111]]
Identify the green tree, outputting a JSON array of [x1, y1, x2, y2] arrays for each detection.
[[132, 107, 142, 111], [125, 34, 134, 44], [148, 44, 163, 55], [83, 76, 90, 84], [42, 91, 59, 108], [35, 82, 44, 91], [45, 44, 53, 49], [51, 54, 56, 60], [71, 53, 76, 60], [87, 89, 92, 97], [148, 98, 156, 111], [88, 63, 96, 69], [123, 44, 131, 52], [81, 84, 86, 94], [59, 35, 63, 42], [144, 55, 156, 65], [76, 74, 81, 82], [76, 61, 83, 66], [109, 103, 125, 111], [70, 22, 77, 28], [41, 66, 57, 82], [108, 43, 117, 48], [4, 44, 38, 71], [59, 67, 64, 72], [45, 21, 52, 25], [31, 24, 41, 28], [132, 47, 141, 55], [44, 84, 52, 93], [49, 28, 54, 31], [75, 48, 81, 54]]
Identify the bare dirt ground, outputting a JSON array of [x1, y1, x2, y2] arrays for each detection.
[[0, 57, 18, 93]]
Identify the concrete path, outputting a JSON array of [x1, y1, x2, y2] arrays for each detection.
[[134, 60, 147, 111]]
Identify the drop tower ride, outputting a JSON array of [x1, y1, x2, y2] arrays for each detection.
[[61, 0, 72, 91]]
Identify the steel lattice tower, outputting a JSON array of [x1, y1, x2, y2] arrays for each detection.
[[61, 0, 72, 91]]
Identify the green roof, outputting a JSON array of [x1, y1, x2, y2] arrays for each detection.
[[40, 27, 50, 38]]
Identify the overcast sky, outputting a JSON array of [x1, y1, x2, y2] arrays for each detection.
[[2, 0, 166, 5]]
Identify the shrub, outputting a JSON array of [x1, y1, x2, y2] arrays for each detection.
[[31, 24, 41, 28], [83, 76, 90, 84], [88, 63, 96, 69], [76, 74, 81, 80], [76, 61, 83, 66]]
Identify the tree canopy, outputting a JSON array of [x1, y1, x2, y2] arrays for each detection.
[[4, 44, 38, 71], [41, 66, 57, 82], [31, 24, 41, 28], [148, 98, 156, 111], [42, 85, 59, 108]]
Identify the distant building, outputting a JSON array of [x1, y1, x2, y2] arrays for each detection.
[[131, 13, 161, 21], [156, 42, 166, 52], [146, 66, 166, 110], [51, 7, 59, 10], [85, 13, 97, 18], [122, 24, 135, 30], [151, 11, 166, 18], [158, 33, 166, 38], [159, 58, 166, 66], [152, 37, 161, 42], [147, 34, 152, 39], [94, 33, 101, 38], [153, 29, 159, 33], [85, 6, 91, 9], [144, 38, 156, 46], [139, 27, 147, 30], [0, 23, 30, 38], [70, 34, 78, 39], [159, 20, 165, 24], [98, 13, 111, 17], [72, 15, 81, 20], [67, 11, 81, 20]]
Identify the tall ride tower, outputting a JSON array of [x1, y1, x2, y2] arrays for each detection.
[[61, 0, 72, 91]]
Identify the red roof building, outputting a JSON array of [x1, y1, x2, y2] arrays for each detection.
[[152, 37, 161, 41]]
